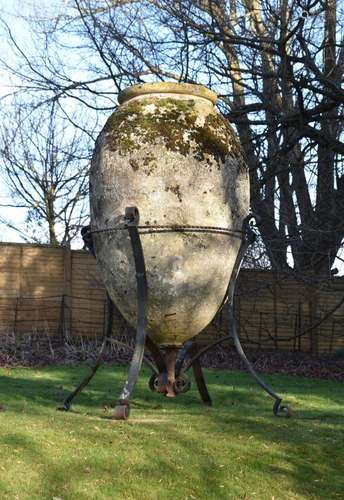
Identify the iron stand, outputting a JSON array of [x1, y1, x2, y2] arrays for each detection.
[[58, 207, 291, 420]]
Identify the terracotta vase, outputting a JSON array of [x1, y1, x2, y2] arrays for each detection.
[[90, 82, 249, 347]]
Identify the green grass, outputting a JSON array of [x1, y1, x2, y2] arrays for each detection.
[[0, 364, 343, 500]]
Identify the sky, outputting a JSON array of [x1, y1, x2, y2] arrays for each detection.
[[0, 0, 343, 273], [0, 0, 88, 246]]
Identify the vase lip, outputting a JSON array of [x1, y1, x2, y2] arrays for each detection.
[[118, 82, 218, 105]]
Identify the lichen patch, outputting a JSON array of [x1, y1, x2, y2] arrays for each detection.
[[102, 98, 247, 171], [165, 184, 182, 203]]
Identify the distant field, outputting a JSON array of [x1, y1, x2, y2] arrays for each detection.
[[0, 365, 343, 499]]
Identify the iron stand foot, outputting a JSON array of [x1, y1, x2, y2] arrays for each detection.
[[56, 402, 71, 412], [149, 372, 168, 393], [273, 399, 292, 418], [174, 373, 192, 394], [113, 403, 130, 420]]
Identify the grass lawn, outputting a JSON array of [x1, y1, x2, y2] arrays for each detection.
[[0, 364, 343, 500]]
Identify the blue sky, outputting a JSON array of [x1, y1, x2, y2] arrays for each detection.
[[0, 0, 90, 245], [1, 0, 343, 273]]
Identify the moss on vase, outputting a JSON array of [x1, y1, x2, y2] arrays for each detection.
[[102, 98, 246, 170]]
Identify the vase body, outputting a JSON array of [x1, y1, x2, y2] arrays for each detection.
[[90, 82, 249, 347]]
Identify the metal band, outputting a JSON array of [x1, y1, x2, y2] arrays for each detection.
[[88, 224, 245, 239], [117, 208, 148, 404]]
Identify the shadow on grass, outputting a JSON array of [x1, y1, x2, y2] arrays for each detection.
[[1, 409, 343, 499], [0, 424, 234, 499], [0, 364, 343, 415], [212, 411, 344, 498], [0, 365, 343, 498], [206, 372, 344, 499]]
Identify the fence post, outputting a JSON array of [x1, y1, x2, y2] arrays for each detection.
[[58, 295, 65, 339], [273, 278, 278, 350], [308, 288, 319, 355], [13, 296, 19, 336], [63, 246, 73, 338], [298, 302, 302, 352]]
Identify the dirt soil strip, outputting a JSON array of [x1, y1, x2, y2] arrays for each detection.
[[0, 334, 343, 381]]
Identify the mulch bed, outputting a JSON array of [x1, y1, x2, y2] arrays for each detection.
[[200, 345, 344, 382], [0, 333, 343, 382]]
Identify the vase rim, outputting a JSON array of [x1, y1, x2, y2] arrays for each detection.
[[118, 82, 218, 105]]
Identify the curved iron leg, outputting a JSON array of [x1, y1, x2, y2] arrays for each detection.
[[182, 343, 212, 405], [182, 336, 232, 373], [188, 344, 212, 405], [57, 293, 114, 411], [145, 336, 168, 392], [229, 222, 291, 417], [175, 340, 193, 376], [145, 336, 166, 374], [192, 358, 212, 406], [114, 208, 148, 420]]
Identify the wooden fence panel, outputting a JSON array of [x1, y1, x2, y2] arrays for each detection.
[[70, 250, 106, 337], [0, 242, 343, 354]]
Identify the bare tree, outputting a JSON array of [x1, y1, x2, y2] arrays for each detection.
[[0, 102, 89, 245], [1, 0, 343, 273]]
